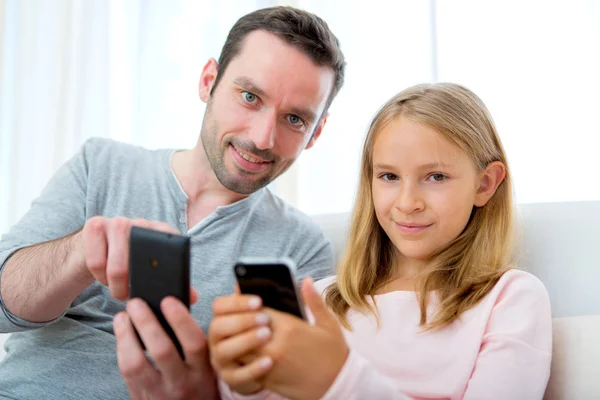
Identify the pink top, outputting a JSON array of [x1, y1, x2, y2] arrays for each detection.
[[219, 269, 552, 399]]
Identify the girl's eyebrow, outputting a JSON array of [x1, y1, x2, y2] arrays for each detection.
[[373, 162, 453, 170], [418, 162, 453, 170], [373, 163, 397, 170]]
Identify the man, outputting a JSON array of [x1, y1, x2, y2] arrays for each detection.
[[0, 6, 345, 399]]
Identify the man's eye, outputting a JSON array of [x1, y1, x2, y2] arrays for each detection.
[[242, 91, 257, 104], [287, 115, 304, 127]]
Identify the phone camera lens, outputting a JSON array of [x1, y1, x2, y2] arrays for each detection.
[[236, 266, 246, 276]]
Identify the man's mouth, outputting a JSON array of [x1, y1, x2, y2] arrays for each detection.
[[229, 144, 273, 173], [231, 144, 271, 164]]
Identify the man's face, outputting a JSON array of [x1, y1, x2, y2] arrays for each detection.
[[198, 30, 335, 194]]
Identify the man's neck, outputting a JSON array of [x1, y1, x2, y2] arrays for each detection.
[[171, 144, 248, 227]]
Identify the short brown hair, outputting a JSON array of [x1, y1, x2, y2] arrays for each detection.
[[212, 6, 345, 112]]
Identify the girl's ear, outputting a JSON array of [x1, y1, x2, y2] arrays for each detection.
[[474, 161, 507, 207]]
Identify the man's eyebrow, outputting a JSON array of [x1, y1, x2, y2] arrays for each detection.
[[233, 77, 268, 99], [289, 106, 318, 125]]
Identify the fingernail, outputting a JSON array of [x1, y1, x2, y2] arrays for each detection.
[[255, 312, 270, 326], [248, 296, 262, 310], [260, 356, 273, 369], [257, 327, 271, 340]]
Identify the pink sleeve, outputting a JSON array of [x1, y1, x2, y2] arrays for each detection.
[[320, 350, 413, 400], [217, 379, 285, 400], [463, 273, 552, 399]]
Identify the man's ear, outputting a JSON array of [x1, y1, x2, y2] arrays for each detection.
[[199, 58, 219, 103], [305, 113, 328, 150], [474, 161, 507, 207]]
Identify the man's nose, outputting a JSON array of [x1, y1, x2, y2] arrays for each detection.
[[248, 113, 277, 150]]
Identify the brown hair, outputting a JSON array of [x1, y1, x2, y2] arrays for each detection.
[[325, 83, 514, 331], [211, 6, 345, 112]]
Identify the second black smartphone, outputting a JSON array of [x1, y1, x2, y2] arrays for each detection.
[[129, 226, 190, 359], [234, 257, 306, 320]]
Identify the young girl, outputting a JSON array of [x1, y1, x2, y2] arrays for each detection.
[[208, 83, 552, 399]]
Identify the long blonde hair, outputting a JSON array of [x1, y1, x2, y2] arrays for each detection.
[[325, 83, 514, 330]]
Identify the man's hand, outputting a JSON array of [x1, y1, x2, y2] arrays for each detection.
[[81, 216, 181, 300], [114, 296, 218, 400]]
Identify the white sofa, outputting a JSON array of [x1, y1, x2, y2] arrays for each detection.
[[312, 201, 600, 400], [2, 201, 599, 398]]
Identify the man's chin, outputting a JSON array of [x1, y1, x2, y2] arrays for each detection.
[[217, 173, 272, 195]]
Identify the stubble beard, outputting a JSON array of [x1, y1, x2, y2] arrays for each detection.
[[200, 111, 282, 195]]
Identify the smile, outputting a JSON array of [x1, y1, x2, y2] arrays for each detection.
[[394, 222, 433, 235], [229, 144, 272, 173], [231, 145, 270, 164]]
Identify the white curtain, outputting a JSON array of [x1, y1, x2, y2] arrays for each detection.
[[2, 0, 600, 234], [0, 0, 272, 235], [289, 0, 600, 215]]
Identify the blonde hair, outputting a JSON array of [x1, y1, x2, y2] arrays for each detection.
[[325, 83, 514, 330]]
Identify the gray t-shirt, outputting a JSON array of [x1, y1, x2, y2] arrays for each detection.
[[0, 138, 334, 400]]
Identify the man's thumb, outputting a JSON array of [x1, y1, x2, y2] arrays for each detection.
[[301, 276, 334, 328]]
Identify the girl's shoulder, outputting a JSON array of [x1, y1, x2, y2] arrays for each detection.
[[478, 268, 552, 326], [492, 268, 549, 301]]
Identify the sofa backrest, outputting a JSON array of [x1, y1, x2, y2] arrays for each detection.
[[312, 200, 600, 318]]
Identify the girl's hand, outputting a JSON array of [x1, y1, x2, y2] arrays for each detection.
[[259, 277, 350, 400], [208, 292, 274, 395]]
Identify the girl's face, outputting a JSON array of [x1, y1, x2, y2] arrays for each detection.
[[372, 116, 482, 263]]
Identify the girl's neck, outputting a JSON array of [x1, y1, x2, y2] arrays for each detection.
[[376, 255, 428, 294]]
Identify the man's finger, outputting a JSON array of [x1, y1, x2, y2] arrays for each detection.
[[190, 286, 199, 305], [83, 217, 108, 285], [151, 221, 180, 235], [106, 217, 131, 300], [161, 296, 210, 371], [127, 299, 187, 383], [114, 312, 161, 394]]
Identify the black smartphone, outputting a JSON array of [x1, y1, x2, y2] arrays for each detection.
[[234, 257, 306, 320], [129, 226, 190, 359]]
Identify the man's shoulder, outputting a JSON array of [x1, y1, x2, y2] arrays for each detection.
[[79, 138, 174, 182], [81, 137, 167, 163]]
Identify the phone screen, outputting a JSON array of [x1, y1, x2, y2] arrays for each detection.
[[234, 260, 306, 320]]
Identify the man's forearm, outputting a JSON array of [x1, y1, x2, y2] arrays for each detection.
[[0, 231, 94, 323]]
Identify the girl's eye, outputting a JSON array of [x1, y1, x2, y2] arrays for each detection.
[[287, 114, 305, 127], [427, 173, 447, 182], [380, 173, 398, 181], [242, 91, 258, 104]]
